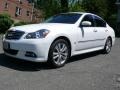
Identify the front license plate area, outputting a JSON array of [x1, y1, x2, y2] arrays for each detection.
[[3, 42, 10, 50]]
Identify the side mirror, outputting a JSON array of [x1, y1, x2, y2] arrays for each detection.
[[81, 21, 92, 27]]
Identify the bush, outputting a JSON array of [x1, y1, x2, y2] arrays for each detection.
[[0, 13, 14, 33], [107, 14, 117, 28], [116, 23, 120, 37], [14, 21, 30, 26]]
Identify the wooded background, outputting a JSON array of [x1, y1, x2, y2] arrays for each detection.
[[34, 0, 117, 28]]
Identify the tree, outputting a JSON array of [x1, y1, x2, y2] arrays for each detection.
[[82, 0, 108, 18], [60, 0, 69, 12], [0, 13, 14, 33], [82, 0, 117, 29], [35, 0, 61, 18], [105, 0, 117, 28], [69, 0, 84, 12]]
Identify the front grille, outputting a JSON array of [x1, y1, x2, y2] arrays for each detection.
[[4, 49, 18, 55], [5, 30, 25, 40]]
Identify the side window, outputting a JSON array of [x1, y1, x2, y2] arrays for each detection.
[[94, 16, 106, 27], [80, 15, 94, 27]]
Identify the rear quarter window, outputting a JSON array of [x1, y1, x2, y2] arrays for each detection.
[[94, 16, 106, 27]]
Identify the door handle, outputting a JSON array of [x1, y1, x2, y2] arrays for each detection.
[[105, 30, 108, 32], [93, 29, 97, 32]]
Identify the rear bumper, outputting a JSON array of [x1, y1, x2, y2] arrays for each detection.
[[112, 36, 115, 46]]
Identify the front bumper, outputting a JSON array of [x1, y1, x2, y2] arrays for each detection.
[[2, 38, 51, 62]]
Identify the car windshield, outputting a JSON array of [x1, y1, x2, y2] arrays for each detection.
[[44, 13, 82, 24]]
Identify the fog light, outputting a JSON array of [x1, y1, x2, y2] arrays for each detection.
[[25, 51, 37, 58]]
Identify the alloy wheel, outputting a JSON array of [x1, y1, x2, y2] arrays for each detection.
[[53, 43, 68, 65], [105, 38, 112, 53]]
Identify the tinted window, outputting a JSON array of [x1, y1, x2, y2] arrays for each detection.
[[44, 13, 81, 24], [81, 15, 94, 27], [94, 16, 106, 27]]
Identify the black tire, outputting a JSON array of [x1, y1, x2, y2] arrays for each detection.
[[48, 39, 70, 68], [103, 37, 112, 54]]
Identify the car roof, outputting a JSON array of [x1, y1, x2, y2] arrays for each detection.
[[61, 12, 93, 15], [57, 12, 100, 18], [63, 12, 102, 18]]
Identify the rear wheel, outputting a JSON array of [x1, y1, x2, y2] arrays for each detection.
[[103, 37, 112, 54], [48, 39, 70, 68]]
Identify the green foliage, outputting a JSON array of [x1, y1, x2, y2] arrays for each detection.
[[104, 0, 117, 32], [35, 0, 61, 18], [35, 0, 118, 35], [82, 0, 108, 18], [82, 0, 117, 34], [35, 0, 83, 18], [107, 14, 117, 28], [69, 0, 84, 12], [60, 0, 69, 12], [116, 23, 120, 37], [0, 13, 14, 33], [14, 21, 30, 26]]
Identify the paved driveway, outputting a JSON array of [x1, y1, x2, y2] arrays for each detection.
[[0, 38, 120, 90]]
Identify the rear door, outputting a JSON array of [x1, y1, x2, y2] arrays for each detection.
[[93, 15, 107, 47]]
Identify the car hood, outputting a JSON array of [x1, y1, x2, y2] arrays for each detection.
[[10, 23, 75, 33]]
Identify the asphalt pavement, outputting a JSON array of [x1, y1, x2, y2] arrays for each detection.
[[0, 37, 120, 90]]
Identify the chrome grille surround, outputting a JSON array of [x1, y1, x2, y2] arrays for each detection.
[[5, 30, 25, 40]]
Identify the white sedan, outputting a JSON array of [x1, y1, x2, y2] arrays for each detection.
[[2, 12, 115, 68]]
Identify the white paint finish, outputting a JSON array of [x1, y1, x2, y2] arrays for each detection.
[[3, 12, 115, 62], [75, 27, 98, 51]]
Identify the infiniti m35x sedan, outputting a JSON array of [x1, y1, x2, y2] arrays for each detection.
[[2, 12, 115, 68]]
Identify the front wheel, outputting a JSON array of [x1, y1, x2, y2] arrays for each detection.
[[48, 39, 70, 68], [103, 38, 112, 54]]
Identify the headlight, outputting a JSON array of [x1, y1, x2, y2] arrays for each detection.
[[25, 29, 50, 39]]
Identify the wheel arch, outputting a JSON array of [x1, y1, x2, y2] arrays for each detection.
[[48, 36, 72, 57], [107, 36, 112, 46]]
